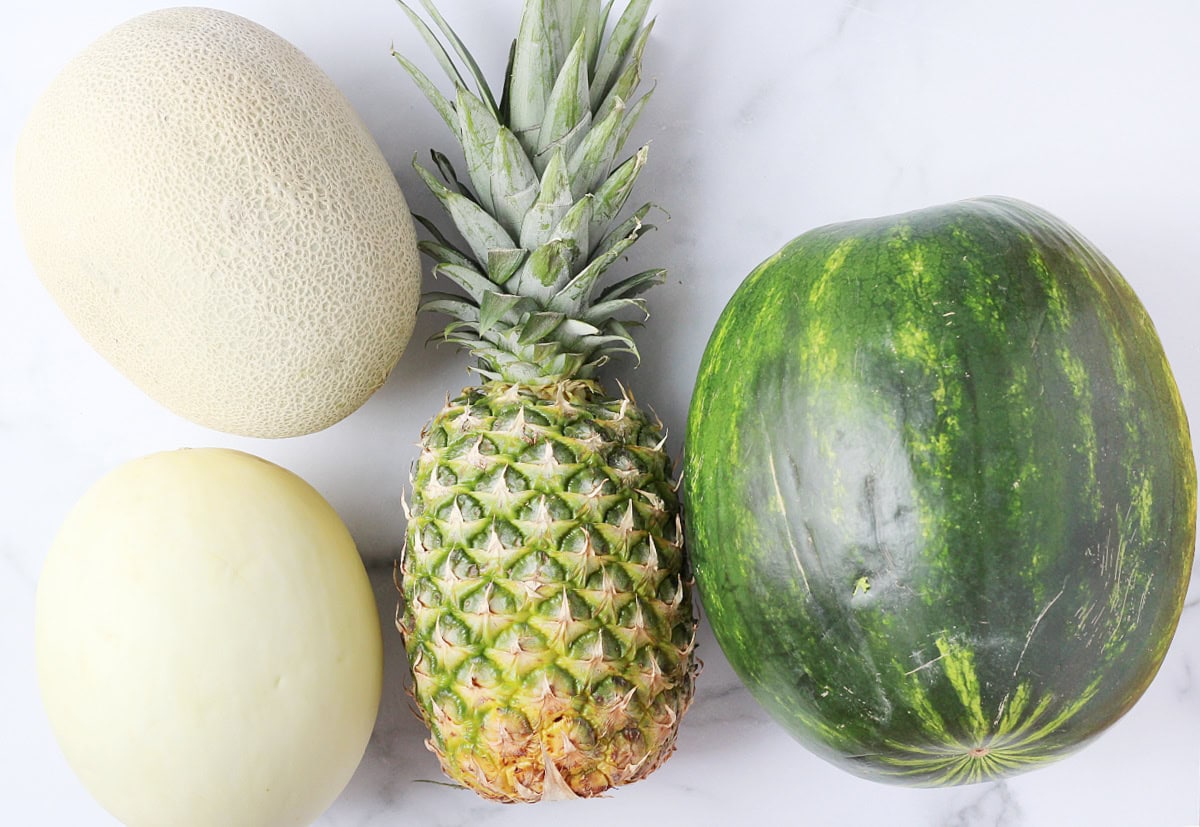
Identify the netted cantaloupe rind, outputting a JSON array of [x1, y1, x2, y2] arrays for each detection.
[[14, 7, 421, 438]]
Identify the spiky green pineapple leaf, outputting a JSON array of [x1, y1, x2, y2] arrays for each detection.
[[539, 350, 586, 378], [497, 38, 517, 124], [395, 1, 477, 105], [590, 0, 651, 110], [508, 0, 554, 154], [428, 329, 464, 350], [557, 318, 603, 346], [518, 238, 575, 292], [595, 19, 652, 125], [598, 318, 642, 361], [489, 127, 540, 237], [593, 0, 617, 70], [486, 247, 529, 285], [536, 34, 591, 160], [519, 148, 574, 250], [589, 147, 648, 249], [430, 149, 473, 198], [550, 214, 646, 313], [594, 200, 653, 258], [421, 292, 480, 323], [432, 262, 501, 305], [581, 296, 649, 325], [456, 87, 502, 211], [595, 267, 666, 302], [412, 213, 457, 248], [615, 84, 653, 159], [479, 290, 534, 334], [543, 0, 600, 71], [412, 0, 500, 114], [568, 96, 625, 200], [391, 48, 457, 133], [578, 0, 606, 75], [549, 195, 594, 269], [414, 162, 516, 268], [413, 214, 477, 269], [529, 340, 567, 364], [517, 311, 566, 344], [418, 237, 475, 269]]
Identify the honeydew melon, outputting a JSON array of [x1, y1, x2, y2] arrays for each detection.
[[35, 448, 383, 827], [14, 7, 421, 438]]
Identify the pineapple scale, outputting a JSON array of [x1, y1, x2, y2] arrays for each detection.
[[398, 380, 698, 802]]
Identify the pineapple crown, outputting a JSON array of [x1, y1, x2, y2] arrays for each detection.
[[394, 0, 662, 386]]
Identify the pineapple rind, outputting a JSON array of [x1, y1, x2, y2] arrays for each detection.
[[399, 381, 697, 801]]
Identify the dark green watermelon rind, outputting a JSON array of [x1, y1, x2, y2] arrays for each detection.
[[683, 197, 1196, 786]]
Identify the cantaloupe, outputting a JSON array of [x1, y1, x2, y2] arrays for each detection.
[[13, 7, 421, 438], [35, 448, 383, 827]]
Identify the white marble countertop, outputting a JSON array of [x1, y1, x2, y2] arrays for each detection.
[[3, 1, 1198, 825]]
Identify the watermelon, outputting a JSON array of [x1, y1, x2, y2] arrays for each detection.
[[683, 196, 1196, 786]]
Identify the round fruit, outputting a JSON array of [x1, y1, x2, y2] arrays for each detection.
[[14, 7, 421, 438], [35, 448, 383, 827], [683, 196, 1196, 785]]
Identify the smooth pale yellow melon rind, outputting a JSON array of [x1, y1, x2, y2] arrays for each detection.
[[34, 447, 383, 827], [14, 8, 421, 438]]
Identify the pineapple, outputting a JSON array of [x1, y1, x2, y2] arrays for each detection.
[[392, 0, 699, 802]]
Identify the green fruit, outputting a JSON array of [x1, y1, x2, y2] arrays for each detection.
[[683, 196, 1196, 785], [392, 0, 698, 801]]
